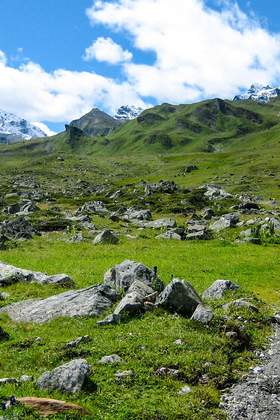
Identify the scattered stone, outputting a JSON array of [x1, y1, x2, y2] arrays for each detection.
[[201, 208, 215, 220], [203, 185, 232, 200], [77, 201, 108, 216], [18, 397, 89, 417], [144, 218, 177, 229], [115, 370, 134, 383], [113, 280, 155, 317], [156, 279, 201, 317], [98, 354, 123, 365], [0, 292, 9, 300], [145, 180, 178, 195], [156, 231, 182, 240], [210, 213, 239, 232], [202, 280, 239, 299], [123, 208, 152, 221], [0, 262, 74, 287], [155, 367, 180, 379], [223, 299, 259, 313], [178, 385, 192, 395], [174, 339, 185, 346], [186, 223, 210, 240], [93, 230, 119, 245], [20, 375, 33, 383], [0, 216, 37, 240], [96, 313, 121, 326], [0, 284, 117, 323], [37, 359, 91, 394], [64, 336, 92, 349], [0, 377, 19, 385], [191, 304, 214, 324]]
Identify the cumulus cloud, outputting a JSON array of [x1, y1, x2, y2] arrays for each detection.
[[0, 59, 145, 122], [84, 37, 132, 64], [87, 0, 280, 102], [0, 50, 7, 65]]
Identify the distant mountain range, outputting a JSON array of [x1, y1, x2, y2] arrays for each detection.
[[0, 110, 49, 144], [234, 84, 280, 103]]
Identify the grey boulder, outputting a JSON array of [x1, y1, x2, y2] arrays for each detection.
[[93, 230, 119, 245], [37, 359, 91, 394], [104, 259, 162, 292], [113, 280, 155, 316], [123, 208, 152, 221], [0, 284, 117, 323], [210, 213, 239, 232], [202, 280, 239, 299], [98, 354, 123, 365], [156, 279, 202, 317]]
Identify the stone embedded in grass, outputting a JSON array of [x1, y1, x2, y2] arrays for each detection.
[[144, 218, 177, 229], [115, 370, 134, 383], [96, 313, 121, 326], [0, 284, 117, 323], [93, 229, 119, 245], [155, 367, 181, 379], [202, 280, 239, 300], [0, 216, 37, 240], [123, 207, 152, 221], [98, 354, 123, 365], [210, 213, 239, 232], [0, 262, 74, 288], [156, 279, 202, 317], [113, 280, 155, 317], [77, 201, 108, 216], [64, 336, 92, 349], [0, 377, 19, 385], [20, 375, 33, 383], [178, 385, 192, 395], [156, 231, 182, 240], [191, 304, 214, 324], [0, 292, 10, 300], [104, 259, 163, 292], [37, 359, 91, 394], [223, 299, 259, 313]]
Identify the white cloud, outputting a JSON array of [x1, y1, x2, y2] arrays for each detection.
[[87, 0, 280, 103], [32, 121, 57, 136], [0, 50, 7, 65], [84, 37, 132, 64], [0, 59, 145, 123]]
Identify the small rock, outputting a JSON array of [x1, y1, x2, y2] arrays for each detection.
[[64, 336, 92, 349], [93, 230, 119, 245], [155, 367, 181, 379], [98, 354, 123, 365], [223, 299, 259, 313], [0, 377, 19, 385], [115, 370, 134, 383], [20, 375, 33, 383], [97, 313, 120, 326], [178, 385, 192, 395], [202, 280, 239, 299], [191, 304, 214, 324]]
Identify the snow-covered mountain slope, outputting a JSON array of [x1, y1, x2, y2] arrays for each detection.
[[0, 110, 49, 143], [114, 105, 144, 121], [234, 84, 280, 103]]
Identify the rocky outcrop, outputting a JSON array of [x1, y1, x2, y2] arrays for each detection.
[[37, 359, 91, 393], [0, 216, 37, 240], [210, 214, 239, 232], [0, 285, 117, 323]]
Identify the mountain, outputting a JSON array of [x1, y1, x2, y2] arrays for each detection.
[[69, 108, 121, 137], [234, 84, 280, 103], [114, 105, 144, 121], [0, 110, 48, 144]]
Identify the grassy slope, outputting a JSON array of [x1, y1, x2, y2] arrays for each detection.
[[0, 98, 280, 418]]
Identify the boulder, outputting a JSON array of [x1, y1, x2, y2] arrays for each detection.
[[203, 185, 232, 200], [115, 370, 134, 383], [144, 218, 177, 229], [202, 280, 239, 299], [0, 216, 36, 240], [37, 359, 91, 394], [156, 279, 202, 317], [210, 213, 239, 232], [145, 180, 178, 195], [186, 223, 210, 240], [0, 262, 74, 288], [191, 304, 213, 324], [0, 284, 117, 323], [123, 208, 152, 221], [104, 259, 162, 292], [201, 208, 215, 220], [93, 230, 119, 245], [77, 201, 108, 216], [64, 336, 92, 349]]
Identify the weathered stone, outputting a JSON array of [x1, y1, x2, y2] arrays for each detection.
[[77, 201, 108, 216], [178, 385, 192, 395], [156, 279, 202, 317], [104, 259, 161, 292], [201, 208, 215, 220], [115, 370, 134, 383], [144, 218, 177, 229], [223, 299, 259, 313], [37, 359, 91, 394], [145, 180, 178, 195], [0, 216, 36, 240], [0, 262, 74, 288], [93, 230, 119, 245], [203, 185, 232, 200], [210, 213, 239, 232], [156, 231, 182, 240], [98, 354, 123, 365], [191, 304, 214, 324], [64, 336, 92, 349], [0, 377, 19, 385], [123, 208, 152, 221], [202, 280, 239, 299], [96, 313, 120, 326], [0, 284, 117, 323], [155, 367, 180, 379], [113, 280, 155, 316]]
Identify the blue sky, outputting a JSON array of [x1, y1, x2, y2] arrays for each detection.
[[0, 0, 280, 133]]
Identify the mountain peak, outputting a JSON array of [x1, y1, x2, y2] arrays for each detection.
[[114, 105, 143, 121], [0, 110, 49, 144], [234, 84, 280, 103]]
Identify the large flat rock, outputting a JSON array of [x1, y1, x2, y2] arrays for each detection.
[[0, 285, 117, 323]]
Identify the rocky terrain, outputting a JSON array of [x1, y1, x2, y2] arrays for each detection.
[[0, 95, 279, 418]]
